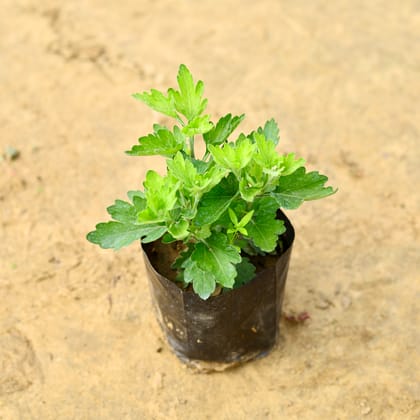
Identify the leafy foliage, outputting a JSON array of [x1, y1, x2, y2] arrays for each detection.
[[87, 64, 337, 299]]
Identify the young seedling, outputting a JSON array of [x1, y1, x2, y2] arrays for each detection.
[[87, 64, 336, 299]]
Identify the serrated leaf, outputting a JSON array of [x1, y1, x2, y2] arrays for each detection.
[[279, 153, 306, 176], [182, 114, 213, 136], [132, 89, 177, 118], [208, 138, 255, 173], [253, 132, 281, 171], [234, 257, 256, 288], [271, 167, 336, 209], [107, 199, 142, 224], [87, 222, 166, 250], [191, 233, 241, 289], [246, 197, 286, 252], [168, 152, 227, 196], [168, 219, 189, 240], [195, 174, 238, 226], [127, 190, 145, 202], [170, 64, 207, 120], [139, 170, 179, 222], [258, 118, 279, 145], [172, 246, 194, 270], [183, 257, 216, 299], [126, 126, 185, 157], [203, 114, 245, 146]]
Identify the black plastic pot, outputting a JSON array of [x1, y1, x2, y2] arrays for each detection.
[[142, 210, 295, 371]]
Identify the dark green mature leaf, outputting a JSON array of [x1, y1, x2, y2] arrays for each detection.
[[246, 197, 286, 252], [234, 257, 256, 288], [183, 257, 216, 299], [126, 126, 184, 157], [107, 199, 144, 223], [190, 233, 241, 290], [127, 190, 145, 202], [195, 174, 238, 226], [87, 222, 166, 250], [258, 118, 279, 145], [132, 89, 177, 118], [203, 114, 245, 146], [170, 64, 207, 120], [271, 167, 336, 209]]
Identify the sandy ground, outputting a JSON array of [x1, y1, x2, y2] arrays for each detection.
[[1, 0, 419, 418]]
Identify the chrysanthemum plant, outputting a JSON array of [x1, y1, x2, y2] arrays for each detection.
[[87, 65, 336, 299]]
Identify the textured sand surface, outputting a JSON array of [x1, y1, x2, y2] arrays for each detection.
[[1, 0, 419, 418]]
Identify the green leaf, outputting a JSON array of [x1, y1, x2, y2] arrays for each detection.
[[168, 219, 189, 240], [191, 233, 241, 289], [167, 152, 198, 190], [258, 118, 279, 145], [87, 222, 166, 250], [246, 197, 286, 252], [170, 64, 207, 120], [195, 174, 238, 226], [107, 199, 143, 224], [168, 153, 227, 198], [139, 171, 179, 222], [271, 167, 336, 209], [182, 115, 213, 136], [183, 257, 216, 299], [127, 190, 145, 202], [208, 138, 255, 173], [203, 114, 245, 146], [253, 132, 281, 172], [279, 153, 306, 176], [132, 89, 177, 118], [234, 257, 256, 288], [172, 246, 194, 270], [126, 126, 185, 157], [237, 210, 254, 228], [228, 208, 238, 225]]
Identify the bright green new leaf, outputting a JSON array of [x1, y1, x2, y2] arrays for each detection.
[[208, 138, 255, 174], [132, 89, 178, 118], [139, 170, 179, 222], [87, 221, 166, 250], [271, 167, 336, 209], [246, 197, 286, 252], [126, 126, 185, 157], [168, 219, 189, 240], [170, 64, 208, 120], [253, 132, 281, 172], [168, 153, 227, 199], [203, 114, 245, 146], [182, 114, 213, 136], [279, 153, 306, 176], [195, 175, 238, 226], [228, 208, 238, 225]]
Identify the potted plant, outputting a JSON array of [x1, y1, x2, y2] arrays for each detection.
[[87, 65, 336, 371]]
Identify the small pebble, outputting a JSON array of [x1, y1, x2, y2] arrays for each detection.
[[4, 146, 20, 161], [361, 406, 372, 415]]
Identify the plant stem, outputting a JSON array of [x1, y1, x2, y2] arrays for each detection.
[[189, 136, 195, 158]]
